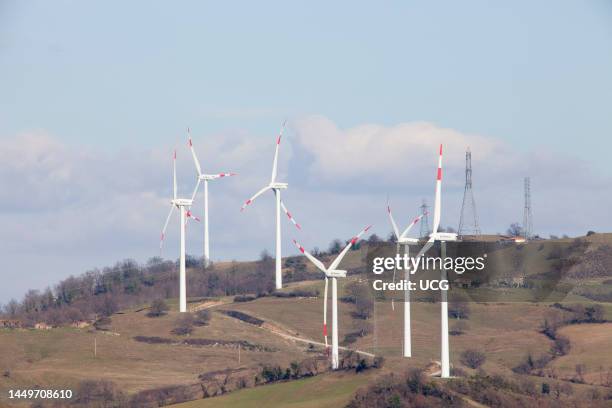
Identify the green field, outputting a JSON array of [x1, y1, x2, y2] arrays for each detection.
[[170, 371, 373, 408]]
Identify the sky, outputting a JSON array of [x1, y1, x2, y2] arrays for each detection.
[[1, 0, 611, 303]]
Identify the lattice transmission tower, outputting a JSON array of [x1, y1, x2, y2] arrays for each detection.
[[419, 199, 430, 238], [458, 147, 481, 236], [523, 177, 533, 240]]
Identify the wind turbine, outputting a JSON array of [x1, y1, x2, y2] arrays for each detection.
[[160, 149, 200, 313], [240, 122, 301, 289], [187, 128, 237, 267], [292, 225, 371, 369], [412, 144, 457, 378], [386, 202, 426, 358]]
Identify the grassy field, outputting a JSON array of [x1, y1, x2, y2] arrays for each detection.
[[223, 278, 356, 343], [2, 288, 609, 406], [1, 234, 610, 406], [0, 300, 313, 406], [170, 371, 373, 408], [552, 323, 612, 384]]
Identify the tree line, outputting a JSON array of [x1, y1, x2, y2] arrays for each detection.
[[0, 235, 376, 327]]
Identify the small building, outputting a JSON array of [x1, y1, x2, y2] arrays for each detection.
[[71, 321, 90, 329], [34, 322, 52, 330]]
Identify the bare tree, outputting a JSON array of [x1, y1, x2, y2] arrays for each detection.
[[507, 223, 523, 237]]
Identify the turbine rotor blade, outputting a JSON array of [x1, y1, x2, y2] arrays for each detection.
[[185, 209, 201, 223], [292, 239, 327, 273], [190, 179, 201, 203], [270, 120, 287, 183], [173, 150, 177, 200], [387, 200, 400, 240], [280, 200, 301, 230], [240, 185, 272, 211], [329, 225, 372, 271], [187, 128, 203, 177], [411, 237, 435, 274], [206, 172, 238, 180], [399, 212, 426, 240], [160, 205, 176, 251]]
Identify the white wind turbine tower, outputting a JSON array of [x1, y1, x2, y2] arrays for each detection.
[[187, 128, 237, 267], [160, 150, 200, 313], [241, 122, 302, 290], [412, 144, 458, 378], [292, 225, 371, 369], [386, 202, 426, 358]]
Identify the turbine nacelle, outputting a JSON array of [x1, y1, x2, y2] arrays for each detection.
[[397, 237, 420, 244], [431, 232, 458, 242], [172, 198, 193, 207], [270, 182, 288, 190], [325, 270, 347, 278]]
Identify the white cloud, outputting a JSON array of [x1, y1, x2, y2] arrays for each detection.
[[291, 115, 504, 188]]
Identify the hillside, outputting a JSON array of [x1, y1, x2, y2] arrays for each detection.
[[0, 233, 611, 407]]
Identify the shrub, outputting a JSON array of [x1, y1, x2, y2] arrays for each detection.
[[171, 314, 194, 336], [448, 302, 470, 319], [74, 380, 126, 406], [451, 367, 468, 377], [328, 239, 343, 254], [540, 318, 558, 339], [513, 353, 552, 374], [354, 320, 372, 337], [373, 356, 385, 369], [93, 316, 111, 331], [93, 295, 118, 317], [551, 335, 571, 356], [270, 289, 318, 298], [130, 384, 194, 406], [261, 365, 285, 382], [133, 336, 173, 344], [171, 326, 193, 336], [584, 305, 605, 322], [193, 309, 211, 326], [233, 295, 256, 302], [148, 299, 169, 317], [460, 349, 486, 369], [342, 332, 360, 345], [219, 310, 264, 326], [450, 320, 469, 336]]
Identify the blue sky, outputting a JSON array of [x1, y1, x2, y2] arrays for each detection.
[[1, 1, 611, 302]]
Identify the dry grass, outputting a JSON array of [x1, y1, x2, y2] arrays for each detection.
[[552, 323, 612, 384], [1, 234, 610, 406], [0, 305, 312, 406]]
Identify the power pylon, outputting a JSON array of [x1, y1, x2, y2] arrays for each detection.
[[419, 199, 430, 238], [458, 147, 481, 236], [523, 177, 533, 240]]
